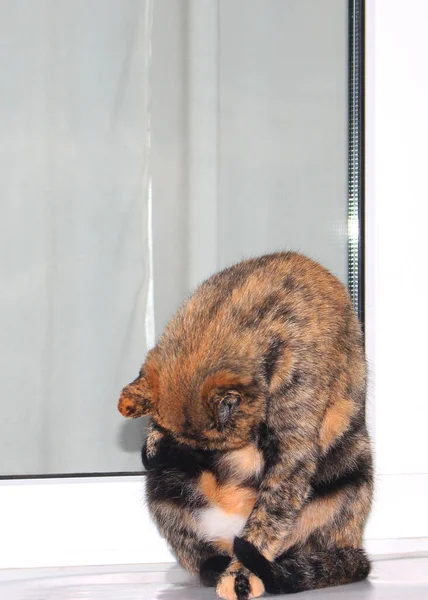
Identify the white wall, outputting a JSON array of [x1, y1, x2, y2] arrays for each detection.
[[365, 0, 428, 541]]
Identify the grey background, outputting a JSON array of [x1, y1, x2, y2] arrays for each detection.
[[0, 0, 348, 476]]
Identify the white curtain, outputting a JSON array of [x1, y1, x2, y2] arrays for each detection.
[[0, 0, 347, 476], [152, 0, 348, 333], [0, 0, 153, 474]]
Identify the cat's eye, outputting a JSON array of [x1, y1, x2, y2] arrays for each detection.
[[217, 393, 241, 430]]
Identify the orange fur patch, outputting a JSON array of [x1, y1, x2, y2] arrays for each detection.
[[217, 572, 238, 600], [117, 395, 145, 418], [280, 492, 343, 553], [199, 472, 257, 518], [118, 372, 156, 418], [248, 574, 265, 599], [213, 539, 234, 555], [217, 560, 264, 600], [268, 344, 294, 392], [200, 371, 253, 399], [319, 398, 355, 452], [221, 445, 264, 481]]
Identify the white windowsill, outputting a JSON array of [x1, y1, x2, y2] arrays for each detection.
[[1, 475, 428, 570]]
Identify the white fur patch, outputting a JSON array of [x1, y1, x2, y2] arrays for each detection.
[[197, 506, 246, 542]]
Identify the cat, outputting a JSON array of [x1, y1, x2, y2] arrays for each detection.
[[118, 252, 373, 600]]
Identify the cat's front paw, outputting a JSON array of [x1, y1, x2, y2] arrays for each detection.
[[141, 427, 165, 470], [233, 537, 282, 595], [216, 562, 264, 600], [141, 441, 156, 470]]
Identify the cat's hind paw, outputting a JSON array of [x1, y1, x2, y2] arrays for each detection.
[[216, 567, 264, 600]]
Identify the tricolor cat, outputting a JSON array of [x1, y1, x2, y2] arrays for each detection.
[[118, 252, 373, 600]]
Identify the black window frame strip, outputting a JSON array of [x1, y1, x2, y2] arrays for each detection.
[[348, 0, 365, 331]]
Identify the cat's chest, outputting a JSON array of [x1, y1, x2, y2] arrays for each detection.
[[196, 443, 264, 542]]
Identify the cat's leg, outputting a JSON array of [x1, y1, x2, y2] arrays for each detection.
[[231, 383, 372, 559], [215, 398, 324, 598], [234, 479, 373, 594], [143, 426, 232, 584], [234, 540, 370, 594], [151, 495, 263, 596], [149, 498, 231, 582], [217, 411, 372, 597], [141, 420, 165, 470], [233, 401, 323, 561], [215, 391, 337, 599], [277, 472, 373, 554]]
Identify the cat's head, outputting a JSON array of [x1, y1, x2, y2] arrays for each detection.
[[118, 353, 267, 450]]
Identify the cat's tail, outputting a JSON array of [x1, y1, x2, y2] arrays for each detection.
[[234, 537, 371, 595]]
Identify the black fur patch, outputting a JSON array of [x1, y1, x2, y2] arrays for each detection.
[[200, 555, 231, 587], [278, 369, 307, 394], [234, 571, 251, 600], [262, 337, 286, 384], [273, 305, 301, 325], [141, 428, 217, 477], [282, 274, 299, 291], [256, 293, 282, 321], [353, 549, 371, 580], [318, 413, 365, 465], [234, 537, 281, 594], [274, 547, 371, 592], [146, 471, 192, 506], [265, 502, 287, 520], [144, 428, 218, 507], [257, 423, 280, 468], [141, 442, 156, 471], [310, 555, 326, 580], [235, 539, 307, 595], [310, 455, 372, 499]]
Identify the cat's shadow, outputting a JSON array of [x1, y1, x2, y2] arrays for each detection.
[[156, 567, 214, 600], [156, 584, 214, 600], [117, 416, 149, 454]]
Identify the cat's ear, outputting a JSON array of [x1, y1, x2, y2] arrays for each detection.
[[118, 372, 155, 418]]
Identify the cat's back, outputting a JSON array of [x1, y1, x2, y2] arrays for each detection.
[[158, 252, 360, 363]]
